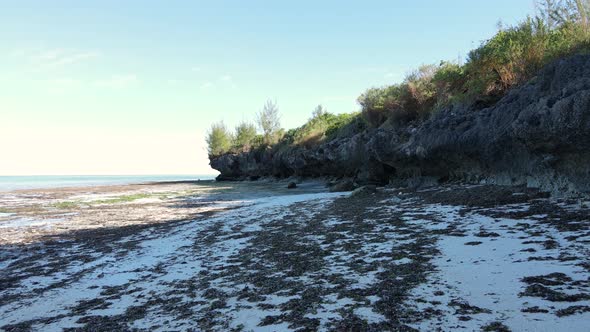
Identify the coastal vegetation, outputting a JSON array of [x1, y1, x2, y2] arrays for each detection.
[[279, 107, 366, 148], [92, 193, 153, 205], [358, 0, 590, 128], [206, 122, 233, 157], [232, 121, 258, 152], [52, 201, 80, 209], [207, 0, 590, 156], [51, 193, 155, 210], [256, 99, 282, 146]]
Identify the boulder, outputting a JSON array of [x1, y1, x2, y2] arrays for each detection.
[[350, 185, 377, 197]]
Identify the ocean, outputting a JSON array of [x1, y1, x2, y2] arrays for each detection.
[[0, 175, 217, 191]]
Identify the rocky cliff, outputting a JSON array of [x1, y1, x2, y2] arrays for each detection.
[[210, 55, 590, 194]]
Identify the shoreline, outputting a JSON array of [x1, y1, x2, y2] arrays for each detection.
[[0, 179, 326, 245], [0, 180, 225, 245], [0, 175, 218, 193]]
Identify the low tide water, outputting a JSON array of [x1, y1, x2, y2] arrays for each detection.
[[0, 175, 217, 191]]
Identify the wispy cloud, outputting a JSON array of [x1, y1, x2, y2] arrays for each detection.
[[48, 78, 81, 86], [52, 51, 99, 66], [9, 48, 28, 57], [45, 78, 83, 93], [199, 74, 237, 90], [27, 48, 100, 68], [191, 66, 202, 72], [32, 49, 65, 61], [200, 81, 214, 89], [95, 74, 138, 88], [219, 74, 237, 88]]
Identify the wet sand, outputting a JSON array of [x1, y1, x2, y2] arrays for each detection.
[[0, 182, 589, 331], [0, 180, 324, 245]]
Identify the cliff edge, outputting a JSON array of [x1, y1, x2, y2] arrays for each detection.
[[210, 55, 590, 194]]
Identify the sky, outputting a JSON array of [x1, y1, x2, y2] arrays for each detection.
[[0, 0, 536, 175]]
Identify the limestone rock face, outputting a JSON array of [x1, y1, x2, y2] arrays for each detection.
[[210, 55, 590, 194]]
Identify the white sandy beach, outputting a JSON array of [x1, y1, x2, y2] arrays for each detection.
[[0, 181, 589, 331]]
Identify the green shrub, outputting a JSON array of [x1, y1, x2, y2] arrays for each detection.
[[325, 112, 365, 139], [464, 17, 551, 98], [274, 108, 365, 149], [357, 86, 403, 127], [358, 66, 438, 127], [206, 121, 233, 157], [233, 121, 257, 151], [252, 134, 265, 146], [288, 108, 340, 147], [432, 61, 467, 106], [401, 64, 438, 120], [464, 15, 590, 100]]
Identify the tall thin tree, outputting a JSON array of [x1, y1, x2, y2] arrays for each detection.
[[256, 99, 281, 145]]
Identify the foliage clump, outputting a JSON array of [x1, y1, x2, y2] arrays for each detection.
[[358, 0, 590, 128], [206, 121, 233, 157], [232, 121, 257, 152], [206, 101, 362, 156], [358, 65, 440, 127], [280, 105, 361, 148]]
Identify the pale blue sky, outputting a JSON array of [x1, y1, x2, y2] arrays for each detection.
[[0, 0, 535, 175]]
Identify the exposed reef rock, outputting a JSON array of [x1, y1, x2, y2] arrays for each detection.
[[210, 55, 590, 194]]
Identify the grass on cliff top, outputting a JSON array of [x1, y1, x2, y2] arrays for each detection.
[[279, 111, 366, 149]]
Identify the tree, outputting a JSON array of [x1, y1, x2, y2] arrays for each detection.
[[256, 99, 281, 145], [206, 121, 232, 157], [536, 0, 590, 28], [311, 104, 327, 119], [233, 121, 257, 150], [574, 0, 590, 28], [537, 0, 567, 28]]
